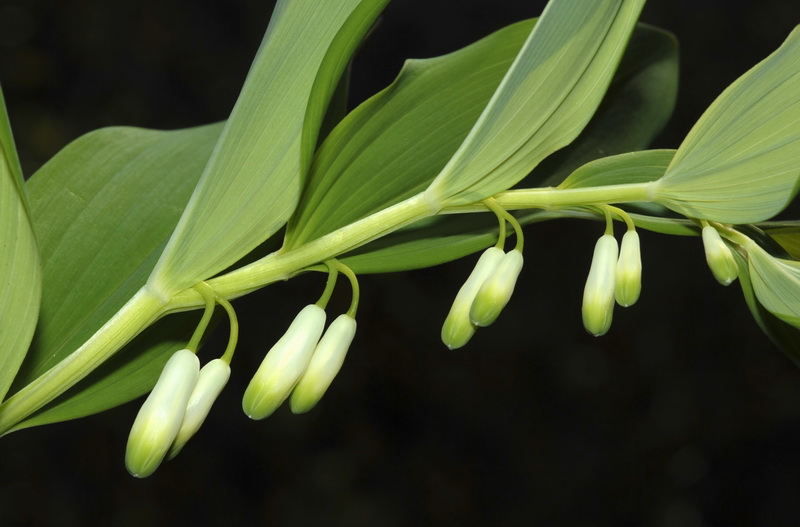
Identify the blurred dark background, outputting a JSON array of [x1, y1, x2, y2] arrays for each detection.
[[2, 1, 800, 526]]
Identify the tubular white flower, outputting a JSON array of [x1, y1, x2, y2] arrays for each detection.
[[470, 249, 524, 327], [702, 225, 738, 285], [167, 358, 231, 460], [615, 230, 642, 307], [441, 247, 504, 349], [290, 314, 357, 415], [242, 304, 326, 420], [582, 234, 619, 337], [125, 349, 199, 478]]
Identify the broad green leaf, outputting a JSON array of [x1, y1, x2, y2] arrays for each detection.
[[0, 85, 42, 401], [425, 0, 646, 207], [654, 26, 800, 224], [748, 242, 800, 328], [285, 19, 536, 248], [734, 250, 800, 366], [292, 21, 677, 270], [287, 21, 675, 256], [10, 124, 220, 426], [559, 149, 675, 188], [530, 23, 678, 187], [148, 0, 388, 297]]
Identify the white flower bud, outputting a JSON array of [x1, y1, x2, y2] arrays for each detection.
[[702, 225, 738, 285], [582, 234, 619, 336], [615, 230, 642, 307], [441, 247, 504, 349], [167, 358, 231, 460], [242, 304, 326, 420], [290, 314, 357, 415], [470, 249, 524, 327], [125, 349, 199, 478]]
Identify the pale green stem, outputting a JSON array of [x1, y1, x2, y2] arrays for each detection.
[[602, 206, 614, 235], [333, 260, 360, 318], [168, 183, 653, 310], [483, 198, 507, 249], [446, 182, 654, 213], [186, 282, 216, 353], [484, 197, 526, 251], [0, 287, 167, 435], [217, 295, 239, 365], [0, 181, 655, 434], [606, 205, 635, 231], [315, 262, 339, 310]]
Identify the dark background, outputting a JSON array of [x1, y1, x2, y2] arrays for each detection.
[[2, 1, 800, 526]]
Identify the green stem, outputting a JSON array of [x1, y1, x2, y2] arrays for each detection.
[[186, 282, 216, 353], [166, 193, 434, 310], [217, 295, 239, 365], [607, 205, 635, 231], [446, 182, 654, 213], [315, 262, 339, 310], [168, 183, 654, 311], [0, 181, 657, 434], [602, 206, 614, 235], [0, 287, 167, 435], [333, 260, 360, 318]]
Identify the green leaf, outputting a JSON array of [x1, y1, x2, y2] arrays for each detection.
[[425, 0, 646, 206], [734, 250, 800, 366], [530, 23, 678, 187], [766, 226, 800, 260], [293, 20, 676, 271], [148, 0, 388, 297], [287, 19, 675, 259], [654, 26, 800, 224], [285, 18, 536, 248], [0, 85, 42, 401], [747, 242, 800, 328], [559, 149, 675, 188], [10, 124, 220, 426]]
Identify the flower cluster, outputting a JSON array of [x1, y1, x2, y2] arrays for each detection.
[[125, 351, 230, 478], [582, 229, 642, 336], [242, 305, 357, 419], [442, 247, 524, 349]]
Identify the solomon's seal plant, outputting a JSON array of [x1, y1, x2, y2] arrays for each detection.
[[2, 0, 800, 478]]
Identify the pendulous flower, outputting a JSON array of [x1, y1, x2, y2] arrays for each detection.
[[242, 304, 326, 420], [290, 314, 357, 414], [702, 225, 738, 285], [441, 247, 504, 349], [615, 230, 642, 307], [470, 249, 524, 327], [582, 234, 619, 336], [125, 349, 199, 478], [167, 358, 231, 460]]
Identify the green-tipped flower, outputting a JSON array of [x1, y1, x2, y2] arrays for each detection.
[[126, 349, 199, 478], [290, 314, 357, 414], [615, 230, 642, 307], [167, 358, 231, 460], [470, 249, 524, 327], [582, 234, 619, 337], [441, 247, 504, 349], [702, 225, 738, 285], [242, 304, 326, 420]]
